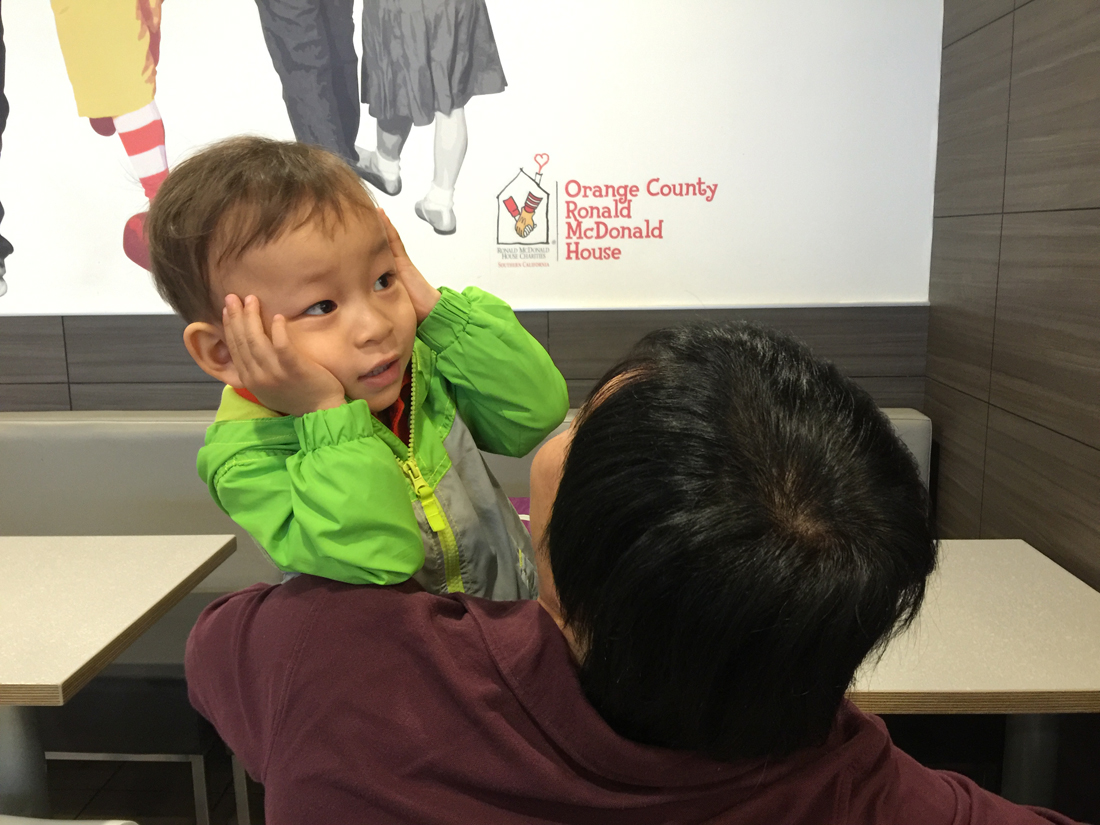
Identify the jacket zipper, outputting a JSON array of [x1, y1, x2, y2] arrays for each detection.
[[396, 352, 465, 593]]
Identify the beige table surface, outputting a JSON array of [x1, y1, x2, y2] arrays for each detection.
[[849, 539, 1100, 714], [0, 534, 236, 706]]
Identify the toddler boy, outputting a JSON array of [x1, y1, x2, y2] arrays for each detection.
[[146, 136, 568, 598]]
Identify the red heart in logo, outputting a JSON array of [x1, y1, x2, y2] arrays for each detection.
[[534, 153, 550, 173]]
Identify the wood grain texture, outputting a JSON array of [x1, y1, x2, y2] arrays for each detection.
[[849, 377, 927, 409], [0, 384, 70, 412], [924, 378, 989, 538], [64, 315, 213, 384], [990, 211, 1100, 449], [70, 383, 224, 411], [943, 0, 1014, 47], [3, 307, 927, 410], [548, 306, 928, 380], [1005, 0, 1100, 211], [934, 15, 1013, 217], [927, 215, 1001, 400], [515, 311, 548, 349], [981, 407, 1100, 591], [851, 691, 1100, 714], [0, 316, 68, 383], [565, 379, 596, 408], [571, 378, 924, 411]]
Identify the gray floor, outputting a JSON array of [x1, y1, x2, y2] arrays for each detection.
[[45, 749, 263, 824]]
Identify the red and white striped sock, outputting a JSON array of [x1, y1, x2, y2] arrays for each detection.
[[114, 101, 168, 201]]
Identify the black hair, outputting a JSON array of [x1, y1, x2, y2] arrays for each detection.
[[547, 322, 936, 761]]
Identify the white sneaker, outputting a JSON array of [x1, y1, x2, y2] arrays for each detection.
[[0, 259, 7, 297], [355, 148, 401, 196], [415, 198, 456, 235]]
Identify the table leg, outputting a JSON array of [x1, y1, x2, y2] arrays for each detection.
[[1001, 713, 1059, 807], [0, 705, 50, 816]]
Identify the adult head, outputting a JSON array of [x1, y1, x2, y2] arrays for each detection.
[[533, 321, 936, 762]]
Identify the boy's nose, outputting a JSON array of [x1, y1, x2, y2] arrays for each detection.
[[351, 303, 395, 346]]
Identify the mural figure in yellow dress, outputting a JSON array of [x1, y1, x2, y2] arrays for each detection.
[[50, 0, 168, 271]]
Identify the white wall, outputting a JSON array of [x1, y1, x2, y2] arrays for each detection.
[[0, 0, 942, 314]]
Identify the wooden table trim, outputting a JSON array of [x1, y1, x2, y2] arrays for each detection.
[[848, 690, 1100, 715]]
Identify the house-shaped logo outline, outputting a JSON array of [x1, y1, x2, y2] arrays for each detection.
[[496, 168, 551, 246]]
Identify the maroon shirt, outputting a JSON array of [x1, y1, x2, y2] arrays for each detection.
[[186, 576, 1081, 825]]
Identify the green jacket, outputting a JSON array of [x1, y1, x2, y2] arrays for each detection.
[[197, 286, 568, 599]]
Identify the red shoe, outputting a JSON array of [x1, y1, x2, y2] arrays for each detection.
[[123, 212, 151, 271], [89, 117, 116, 137]]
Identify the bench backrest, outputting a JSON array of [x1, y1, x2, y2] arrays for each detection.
[[0, 407, 932, 595]]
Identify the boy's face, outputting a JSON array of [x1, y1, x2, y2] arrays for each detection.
[[212, 205, 417, 413]]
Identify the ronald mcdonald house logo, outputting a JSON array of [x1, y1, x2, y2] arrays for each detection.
[[496, 155, 720, 267]]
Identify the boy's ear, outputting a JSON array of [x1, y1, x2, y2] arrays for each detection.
[[183, 321, 241, 387]]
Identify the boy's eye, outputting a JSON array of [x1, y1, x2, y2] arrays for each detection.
[[303, 300, 337, 316], [373, 272, 394, 292]]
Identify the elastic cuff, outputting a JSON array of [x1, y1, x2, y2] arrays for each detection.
[[416, 286, 471, 353], [293, 400, 377, 450]]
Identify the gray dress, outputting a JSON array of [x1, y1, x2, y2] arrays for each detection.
[[361, 0, 507, 126]]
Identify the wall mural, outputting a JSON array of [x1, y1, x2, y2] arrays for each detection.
[[0, 0, 942, 313]]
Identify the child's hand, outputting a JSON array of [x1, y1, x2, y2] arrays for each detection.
[[378, 208, 441, 324], [223, 293, 346, 416]]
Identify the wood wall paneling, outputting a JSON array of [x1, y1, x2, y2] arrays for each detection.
[[0, 316, 68, 384], [1, 308, 929, 411], [0, 384, 70, 412], [514, 312, 548, 349], [942, 0, 1014, 47], [934, 16, 1014, 217], [991, 211, 1100, 450], [569, 375, 926, 411], [927, 215, 1002, 400], [981, 407, 1100, 591], [852, 377, 927, 410], [69, 383, 225, 412], [924, 378, 989, 538], [547, 306, 928, 382], [63, 316, 214, 384], [1004, 0, 1100, 212]]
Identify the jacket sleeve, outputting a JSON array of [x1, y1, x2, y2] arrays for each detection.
[[416, 286, 569, 457], [197, 401, 424, 585]]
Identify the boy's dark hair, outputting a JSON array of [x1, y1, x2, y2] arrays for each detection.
[[548, 322, 936, 762], [146, 136, 373, 322]]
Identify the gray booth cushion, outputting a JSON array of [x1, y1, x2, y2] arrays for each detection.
[[0, 411, 278, 593], [0, 406, 931, 665]]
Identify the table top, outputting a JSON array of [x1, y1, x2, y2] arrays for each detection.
[[849, 539, 1100, 714], [0, 534, 236, 706]]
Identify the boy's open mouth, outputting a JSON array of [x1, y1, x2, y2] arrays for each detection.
[[364, 360, 395, 378], [360, 358, 400, 387]]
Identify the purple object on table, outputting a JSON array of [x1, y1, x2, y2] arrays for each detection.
[[508, 497, 531, 533]]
